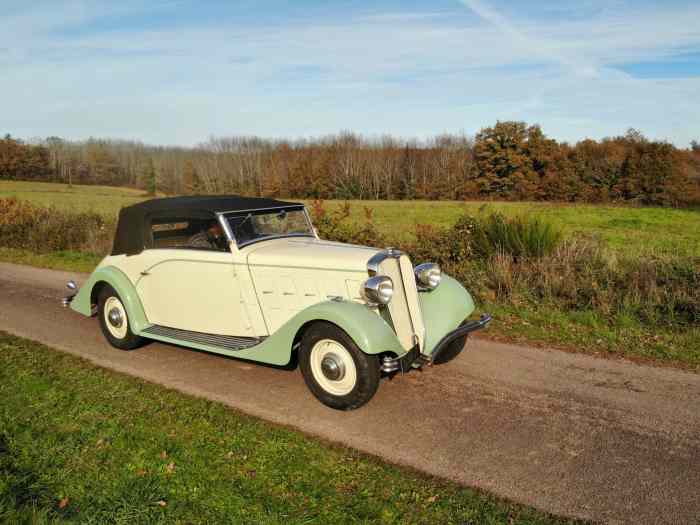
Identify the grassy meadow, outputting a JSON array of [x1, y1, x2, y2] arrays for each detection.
[[0, 180, 146, 214], [0, 332, 578, 525], [2, 180, 699, 256], [333, 200, 700, 256]]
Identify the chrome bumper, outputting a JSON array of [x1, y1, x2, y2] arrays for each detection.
[[62, 295, 75, 307], [379, 314, 492, 373], [380, 345, 425, 374], [61, 280, 78, 308], [430, 314, 491, 364]]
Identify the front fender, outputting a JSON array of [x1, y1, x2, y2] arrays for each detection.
[[226, 299, 405, 366], [420, 274, 475, 355], [70, 266, 149, 333]]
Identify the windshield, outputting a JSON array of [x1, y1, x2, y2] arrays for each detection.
[[224, 207, 314, 247]]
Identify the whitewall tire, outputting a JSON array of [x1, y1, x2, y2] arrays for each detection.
[[299, 322, 380, 410], [309, 339, 358, 396], [97, 284, 144, 350], [103, 296, 128, 340]]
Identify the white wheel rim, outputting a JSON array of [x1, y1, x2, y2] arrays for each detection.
[[310, 339, 357, 396], [104, 296, 128, 339]]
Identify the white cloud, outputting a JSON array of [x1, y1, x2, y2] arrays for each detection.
[[1, 1, 698, 146]]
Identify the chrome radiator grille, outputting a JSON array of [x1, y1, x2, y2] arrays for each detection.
[[379, 254, 426, 351]]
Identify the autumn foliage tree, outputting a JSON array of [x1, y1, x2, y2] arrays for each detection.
[[0, 135, 52, 181], [2, 124, 699, 207], [473, 122, 539, 199]]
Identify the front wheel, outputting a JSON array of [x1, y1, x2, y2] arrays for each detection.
[[97, 285, 144, 350], [432, 335, 469, 365], [299, 322, 380, 410]]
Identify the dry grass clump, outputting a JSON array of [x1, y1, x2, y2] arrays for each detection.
[[506, 241, 700, 326]]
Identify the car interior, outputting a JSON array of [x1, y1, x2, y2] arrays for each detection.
[[150, 218, 228, 251]]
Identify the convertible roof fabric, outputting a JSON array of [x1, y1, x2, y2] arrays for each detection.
[[111, 195, 302, 256]]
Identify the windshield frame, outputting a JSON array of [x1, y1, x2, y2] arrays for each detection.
[[217, 205, 316, 249]]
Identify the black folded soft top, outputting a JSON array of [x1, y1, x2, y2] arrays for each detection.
[[112, 195, 302, 256]]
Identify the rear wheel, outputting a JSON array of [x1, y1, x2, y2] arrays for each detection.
[[97, 285, 144, 350], [299, 322, 380, 410]]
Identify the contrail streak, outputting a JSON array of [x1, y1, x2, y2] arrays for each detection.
[[459, 0, 598, 77]]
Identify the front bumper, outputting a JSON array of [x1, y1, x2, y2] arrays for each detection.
[[61, 280, 78, 307], [380, 344, 425, 373], [379, 313, 492, 373]]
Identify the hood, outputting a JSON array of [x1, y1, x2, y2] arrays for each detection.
[[245, 237, 379, 273]]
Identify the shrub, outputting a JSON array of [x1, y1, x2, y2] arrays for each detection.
[[309, 200, 386, 247], [404, 207, 699, 328], [470, 211, 563, 259], [0, 198, 114, 254], [497, 239, 700, 326], [613, 255, 700, 325]]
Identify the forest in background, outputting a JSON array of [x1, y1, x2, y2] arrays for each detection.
[[2, 121, 700, 206]]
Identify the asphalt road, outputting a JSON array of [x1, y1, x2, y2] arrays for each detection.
[[1, 262, 699, 524]]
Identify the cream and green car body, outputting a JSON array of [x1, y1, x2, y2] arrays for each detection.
[[66, 195, 490, 409]]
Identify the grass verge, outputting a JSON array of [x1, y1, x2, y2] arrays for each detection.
[[480, 302, 700, 371], [0, 248, 102, 273], [0, 332, 580, 524]]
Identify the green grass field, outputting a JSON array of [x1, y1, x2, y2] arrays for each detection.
[[2, 180, 699, 255], [0, 180, 146, 215], [0, 332, 578, 525], [331, 200, 700, 256]]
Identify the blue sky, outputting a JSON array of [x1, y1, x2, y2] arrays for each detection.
[[1, 0, 699, 146]]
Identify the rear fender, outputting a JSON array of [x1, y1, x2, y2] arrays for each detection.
[[70, 266, 149, 333]]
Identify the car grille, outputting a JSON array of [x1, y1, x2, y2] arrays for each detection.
[[379, 254, 426, 351]]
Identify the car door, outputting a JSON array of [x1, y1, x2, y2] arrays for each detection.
[[135, 248, 256, 337]]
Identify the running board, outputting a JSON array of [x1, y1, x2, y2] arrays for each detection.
[[141, 325, 263, 351]]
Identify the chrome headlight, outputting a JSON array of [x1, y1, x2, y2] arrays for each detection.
[[362, 275, 394, 305], [414, 263, 441, 290]]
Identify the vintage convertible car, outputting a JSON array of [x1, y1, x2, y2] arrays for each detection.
[[64, 195, 490, 409]]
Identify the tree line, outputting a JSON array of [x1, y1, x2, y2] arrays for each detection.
[[2, 123, 699, 206]]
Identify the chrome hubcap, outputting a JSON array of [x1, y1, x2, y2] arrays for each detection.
[[108, 307, 123, 328], [321, 354, 345, 381], [310, 339, 357, 396]]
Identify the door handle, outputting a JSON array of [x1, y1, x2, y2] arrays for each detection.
[[140, 271, 150, 276]]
